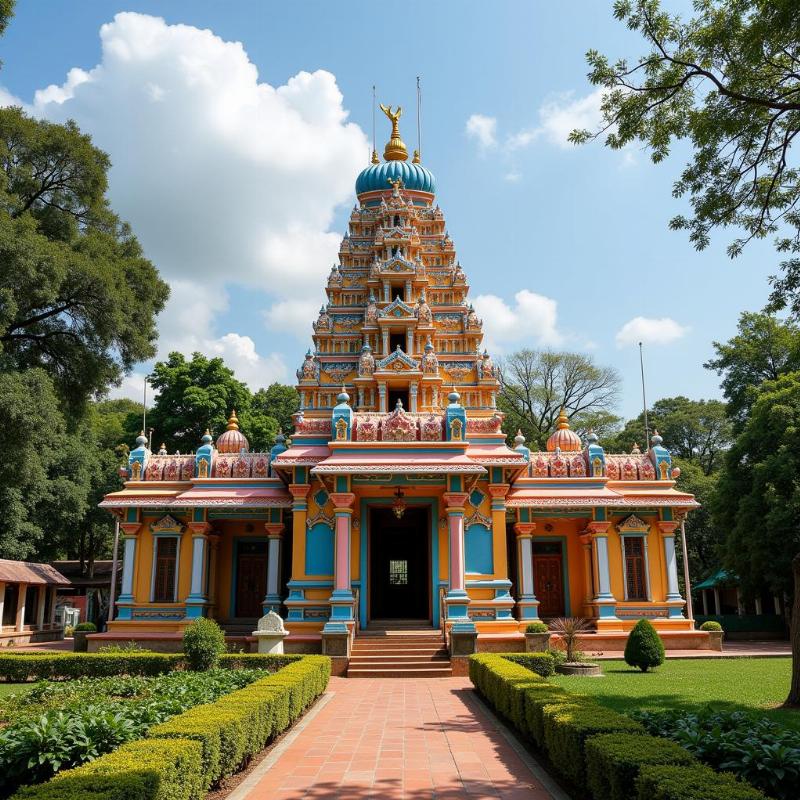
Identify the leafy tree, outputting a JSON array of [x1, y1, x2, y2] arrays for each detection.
[[706, 311, 800, 429], [252, 383, 300, 437], [0, 0, 14, 38], [497, 350, 621, 450], [713, 372, 800, 704], [572, 0, 800, 314], [0, 108, 169, 409]]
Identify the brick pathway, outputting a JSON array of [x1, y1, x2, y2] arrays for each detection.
[[237, 677, 559, 800]]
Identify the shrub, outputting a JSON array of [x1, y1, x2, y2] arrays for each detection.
[[502, 653, 555, 677], [525, 622, 549, 634], [548, 617, 591, 662], [699, 620, 723, 632], [217, 653, 302, 670], [72, 623, 97, 633], [636, 763, 768, 800], [624, 619, 665, 672], [543, 701, 645, 785], [523, 685, 575, 747], [182, 619, 226, 671], [585, 732, 696, 800], [12, 737, 203, 800], [0, 653, 184, 682], [97, 642, 153, 654]]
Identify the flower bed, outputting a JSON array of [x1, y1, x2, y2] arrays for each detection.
[[469, 654, 767, 800], [12, 655, 330, 800]]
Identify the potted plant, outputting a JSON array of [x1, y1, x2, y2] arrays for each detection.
[[549, 617, 601, 676], [524, 621, 551, 652], [72, 621, 97, 652], [699, 619, 724, 651]]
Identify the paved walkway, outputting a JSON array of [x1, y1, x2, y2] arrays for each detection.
[[234, 677, 561, 800]]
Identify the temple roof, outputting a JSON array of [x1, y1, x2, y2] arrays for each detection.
[[356, 159, 436, 195]]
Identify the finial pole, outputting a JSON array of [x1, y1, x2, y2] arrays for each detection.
[[142, 374, 148, 443], [372, 84, 376, 163], [416, 76, 422, 160], [639, 341, 650, 445]]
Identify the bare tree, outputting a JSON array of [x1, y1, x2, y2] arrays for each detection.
[[497, 350, 622, 450]]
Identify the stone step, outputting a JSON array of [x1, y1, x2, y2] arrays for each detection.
[[348, 666, 453, 678], [351, 643, 446, 652], [349, 655, 451, 664]]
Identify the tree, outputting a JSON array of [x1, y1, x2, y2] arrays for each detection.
[[497, 350, 621, 450], [0, 0, 14, 38], [624, 618, 665, 672], [572, 0, 800, 314], [0, 107, 169, 409], [713, 372, 800, 705], [252, 383, 300, 437], [706, 311, 800, 430]]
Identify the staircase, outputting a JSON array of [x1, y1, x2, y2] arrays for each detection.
[[348, 622, 451, 678]]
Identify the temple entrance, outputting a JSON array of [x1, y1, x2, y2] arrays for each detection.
[[235, 541, 267, 617], [369, 506, 430, 622], [532, 541, 565, 618]]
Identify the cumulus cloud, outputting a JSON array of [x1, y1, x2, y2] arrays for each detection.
[[509, 88, 604, 150], [473, 289, 563, 354], [615, 316, 689, 348], [19, 12, 369, 391], [465, 113, 498, 149], [263, 297, 322, 342]]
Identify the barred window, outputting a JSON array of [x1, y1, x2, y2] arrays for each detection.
[[153, 538, 178, 603], [624, 537, 647, 601]]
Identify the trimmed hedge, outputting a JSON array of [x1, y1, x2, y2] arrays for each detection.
[[0, 652, 305, 682], [586, 733, 696, 800], [499, 652, 556, 677], [636, 763, 768, 800], [469, 653, 767, 800], [13, 738, 203, 800], [12, 656, 331, 800]]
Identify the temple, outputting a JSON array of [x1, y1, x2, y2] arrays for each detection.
[[99, 105, 706, 662]]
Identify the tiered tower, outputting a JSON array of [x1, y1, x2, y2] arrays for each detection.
[[296, 105, 499, 418]]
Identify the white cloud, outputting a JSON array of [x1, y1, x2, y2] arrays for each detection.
[[615, 316, 689, 348], [263, 297, 322, 342], [207, 332, 287, 389], [0, 86, 24, 107], [503, 171, 522, 183], [465, 113, 497, 149], [473, 289, 563, 354]]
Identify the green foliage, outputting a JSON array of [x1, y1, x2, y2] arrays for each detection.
[[182, 619, 225, 672], [12, 737, 203, 800], [624, 619, 665, 672], [525, 622, 549, 633], [586, 732, 696, 800], [497, 349, 621, 449], [72, 623, 96, 633], [251, 383, 300, 440], [500, 652, 555, 677], [573, 0, 800, 317], [699, 620, 723, 632], [0, 653, 183, 682], [0, 0, 14, 37], [636, 763, 768, 800], [633, 708, 800, 800], [549, 616, 591, 663]]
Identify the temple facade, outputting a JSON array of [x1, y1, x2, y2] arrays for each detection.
[[100, 107, 702, 655]]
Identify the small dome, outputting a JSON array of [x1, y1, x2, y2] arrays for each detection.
[[355, 160, 436, 195], [546, 409, 582, 453], [216, 410, 249, 454]]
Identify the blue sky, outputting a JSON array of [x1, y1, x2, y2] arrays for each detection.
[[0, 1, 776, 420]]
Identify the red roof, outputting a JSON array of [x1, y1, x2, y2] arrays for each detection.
[[0, 559, 69, 586], [312, 449, 486, 475]]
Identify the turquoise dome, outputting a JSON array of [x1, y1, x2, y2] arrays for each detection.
[[355, 160, 436, 195]]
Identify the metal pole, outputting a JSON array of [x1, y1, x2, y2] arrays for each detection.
[[142, 375, 147, 438], [680, 517, 693, 622], [372, 84, 376, 159], [416, 76, 422, 159], [639, 341, 650, 445], [108, 518, 120, 623]]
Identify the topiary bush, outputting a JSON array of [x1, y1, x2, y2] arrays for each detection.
[[72, 623, 97, 633], [624, 618, 665, 672], [525, 622, 549, 633], [699, 620, 723, 631], [636, 763, 768, 800], [501, 653, 556, 677], [182, 618, 226, 671]]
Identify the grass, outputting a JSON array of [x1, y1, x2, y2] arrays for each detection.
[[548, 657, 800, 729], [0, 683, 32, 699]]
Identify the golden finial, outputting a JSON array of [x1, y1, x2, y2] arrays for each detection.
[[371, 149, 380, 164], [226, 410, 239, 431], [379, 104, 408, 161], [556, 408, 570, 429], [412, 149, 420, 164]]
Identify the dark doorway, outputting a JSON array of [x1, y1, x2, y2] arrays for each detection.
[[369, 506, 430, 621], [236, 541, 268, 617], [389, 332, 405, 351], [388, 388, 409, 411], [532, 541, 565, 618]]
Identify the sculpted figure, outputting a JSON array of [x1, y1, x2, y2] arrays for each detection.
[[415, 293, 433, 324], [358, 344, 375, 376]]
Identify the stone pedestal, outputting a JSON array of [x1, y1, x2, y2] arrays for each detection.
[[252, 610, 289, 655], [321, 621, 351, 657], [524, 632, 551, 653], [449, 622, 478, 656]]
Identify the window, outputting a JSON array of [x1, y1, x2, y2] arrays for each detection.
[[624, 537, 647, 600], [2, 584, 18, 626], [153, 537, 178, 603]]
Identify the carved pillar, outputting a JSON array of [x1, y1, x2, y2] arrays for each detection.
[[382, 281, 390, 302], [357, 387, 365, 409], [580, 531, 594, 604], [443, 492, 470, 622], [378, 383, 387, 413], [409, 382, 419, 412], [406, 327, 414, 354], [15, 583, 26, 632], [36, 585, 46, 629], [514, 522, 539, 619], [289, 483, 310, 584], [658, 521, 685, 617], [185, 521, 212, 618], [116, 523, 142, 620], [0, 583, 5, 630], [326, 492, 356, 628], [263, 522, 284, 613], [588, 521, 617, 620], [381, 329, 389, 356]]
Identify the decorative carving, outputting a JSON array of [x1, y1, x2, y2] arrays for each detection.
[[256, 610, 286, 633], [233, 457, 250, 478], [358, 346, 375, 376], [306, 511, 335, 529], [197, 459, 209, 478], [152, 514, 183, 532], [420, 414, 444, 441], [145, 460, 163, 481], [365, 294, 379, 325], [450, 417, 463, 441], [253, 457, 269, 478], [466, 415, 502, 433], [570, 454, 586, 477], [382, 403, 417, 441], [415, 293, 433, 324], [591, 456, 603, 478], [131, 461, 142, 480], [355, 414, 380, 442], [335, 417, 348, 441], [619, 514, 650, 531]]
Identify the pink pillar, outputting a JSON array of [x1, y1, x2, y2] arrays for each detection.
[[448, 513, 465, 593], [334, 512, 351, 592]]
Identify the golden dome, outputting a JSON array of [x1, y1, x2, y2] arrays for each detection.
[[380, 103, 408, 161], [546, 409, 582, 452], [215, 410, 250, 454]]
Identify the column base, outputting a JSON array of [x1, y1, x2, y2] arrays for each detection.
[[115, 596, 134, 621], [444, 591, 470, 621], [262, 595, 282, 614], [517, 597, 540, 620], [321, 621, 352, 657], [184, 600, 210, 620], [666, 598, 686, 618], [329, 590, 355, 622]]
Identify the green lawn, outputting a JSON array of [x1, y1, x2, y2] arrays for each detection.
[[548, 657, 800, 729], [0, 683, 32, 699]]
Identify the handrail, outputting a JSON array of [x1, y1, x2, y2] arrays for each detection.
[[439, 587, 447, 646], [353, 587, 360, 634]]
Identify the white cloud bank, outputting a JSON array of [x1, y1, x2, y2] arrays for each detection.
[[465, 113, 498, 149], [7, 12, 370, 397], [615, 316, 689, 348], [473, 289, 563, 354]]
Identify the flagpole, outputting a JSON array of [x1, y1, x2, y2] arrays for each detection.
[[416, 76, 422, 159], [639, 341, 650, 445]]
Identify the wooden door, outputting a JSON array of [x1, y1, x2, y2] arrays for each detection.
[[534, 555, 564, 617], [236, 543, 268, 617]]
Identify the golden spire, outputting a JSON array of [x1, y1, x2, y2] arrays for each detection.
[[379, 104, 408, 161], [371, 149, 380, 164], [556, 408, 570, 429], [226, 410, 239, 431], [412, 149, 420, 163]]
